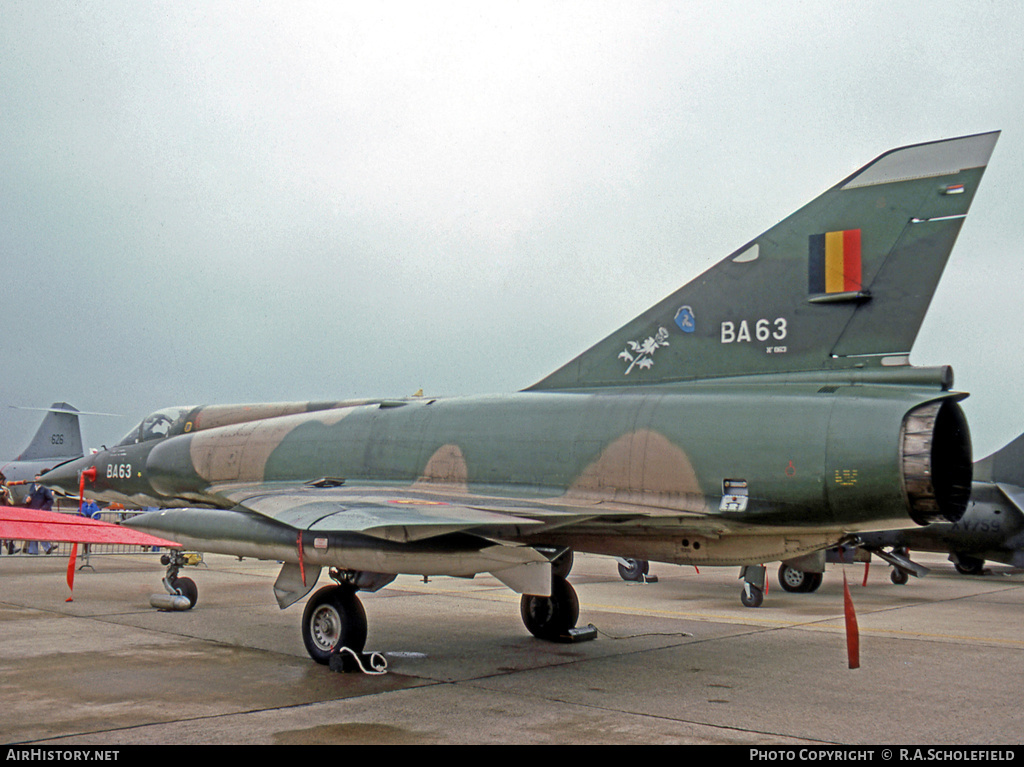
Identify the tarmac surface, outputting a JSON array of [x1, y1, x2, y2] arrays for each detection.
[[2, 547, 1023, 745]]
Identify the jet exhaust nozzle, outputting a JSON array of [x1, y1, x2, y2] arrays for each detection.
[[901, 399, 972, 526]]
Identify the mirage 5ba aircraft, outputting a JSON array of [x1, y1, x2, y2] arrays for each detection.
[[43, 132, 998, 664]]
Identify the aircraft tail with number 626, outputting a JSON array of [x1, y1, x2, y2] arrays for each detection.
[[1, 403, 86, 503]]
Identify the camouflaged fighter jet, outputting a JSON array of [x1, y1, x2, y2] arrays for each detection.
[[42, 132, 998, 664]]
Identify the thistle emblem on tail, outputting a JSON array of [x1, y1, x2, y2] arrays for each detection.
[[618, 327, 670, 374]]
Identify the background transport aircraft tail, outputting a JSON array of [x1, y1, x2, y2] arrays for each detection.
[[11, 403, 84, 463], [529, 131, 999, 390]]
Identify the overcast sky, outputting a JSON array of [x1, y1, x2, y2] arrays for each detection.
[[2, 1, 1023, 461]]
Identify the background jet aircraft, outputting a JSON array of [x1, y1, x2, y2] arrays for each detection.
[[860, 430, 1024, 579], [773, 429, 1024, 592], [44, 132, 998, 665], [2, 403, 87, 503]]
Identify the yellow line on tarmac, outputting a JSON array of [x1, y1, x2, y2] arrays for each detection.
[[403, 583, 1024, 648]]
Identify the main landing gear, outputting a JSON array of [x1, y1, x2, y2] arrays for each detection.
[[777, 563, 823, 593], [300, 571, 388, 673], [302, 583, 368, 664], [301, 562, 594, 666], [519, 551, 595, 642], [952, 553, 986, 575], [520, 574, 580, 641]]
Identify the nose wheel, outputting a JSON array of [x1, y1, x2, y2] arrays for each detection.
[[170, 576, 198, 607], [159, 551, 201, 609]]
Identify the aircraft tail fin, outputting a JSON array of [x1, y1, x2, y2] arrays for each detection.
[[975, 432, 1024, 487], [15, 403, 84, 462], [528, 132, 999, 390]]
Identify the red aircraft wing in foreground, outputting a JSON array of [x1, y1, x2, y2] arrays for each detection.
[[0, 506, 180, 601], [0, 506, 180, 548]]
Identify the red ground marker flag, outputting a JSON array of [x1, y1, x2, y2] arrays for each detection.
[[843, 571, 860, 669]]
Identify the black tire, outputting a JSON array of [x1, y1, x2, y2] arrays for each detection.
[[552, 550, 574, 579], [171, 576, 198, 609], [890, 568, 909, 585], [520, 575, 579, 641], [617, 558, 649, 582], [953, 555, 985, 575], [778, 564, 808, 593], [302, 586, 368, 665], [740, 583, 764, 608], [778, 565, 823, 593], [804, 571, 823, 593]]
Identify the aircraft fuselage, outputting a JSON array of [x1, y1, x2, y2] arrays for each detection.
[[45, 369, 971, 570]]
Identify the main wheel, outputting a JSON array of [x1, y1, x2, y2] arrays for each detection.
[[890, 568, 909, 585], [778, 564, 808, 593], [617, 558, 649, 582], [953, 554, 985, 575], [552, 550, 574, 579], [170, 576, 198, 609], [520, 575, 579, 641], [302, 586, 368, 665], [804, 572, 823, 593], [778, 565, 823, 593]]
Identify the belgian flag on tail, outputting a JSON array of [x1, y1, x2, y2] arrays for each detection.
[[809, 229, 862, 294]]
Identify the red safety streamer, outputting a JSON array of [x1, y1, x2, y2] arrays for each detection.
[[297, 531, 306, 586], [862, 562, 870, 587], [69, 466, 96, 601], [65, 542, 78, 602], [78, 466, 97, 513], [843, 571, 860, 669]]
